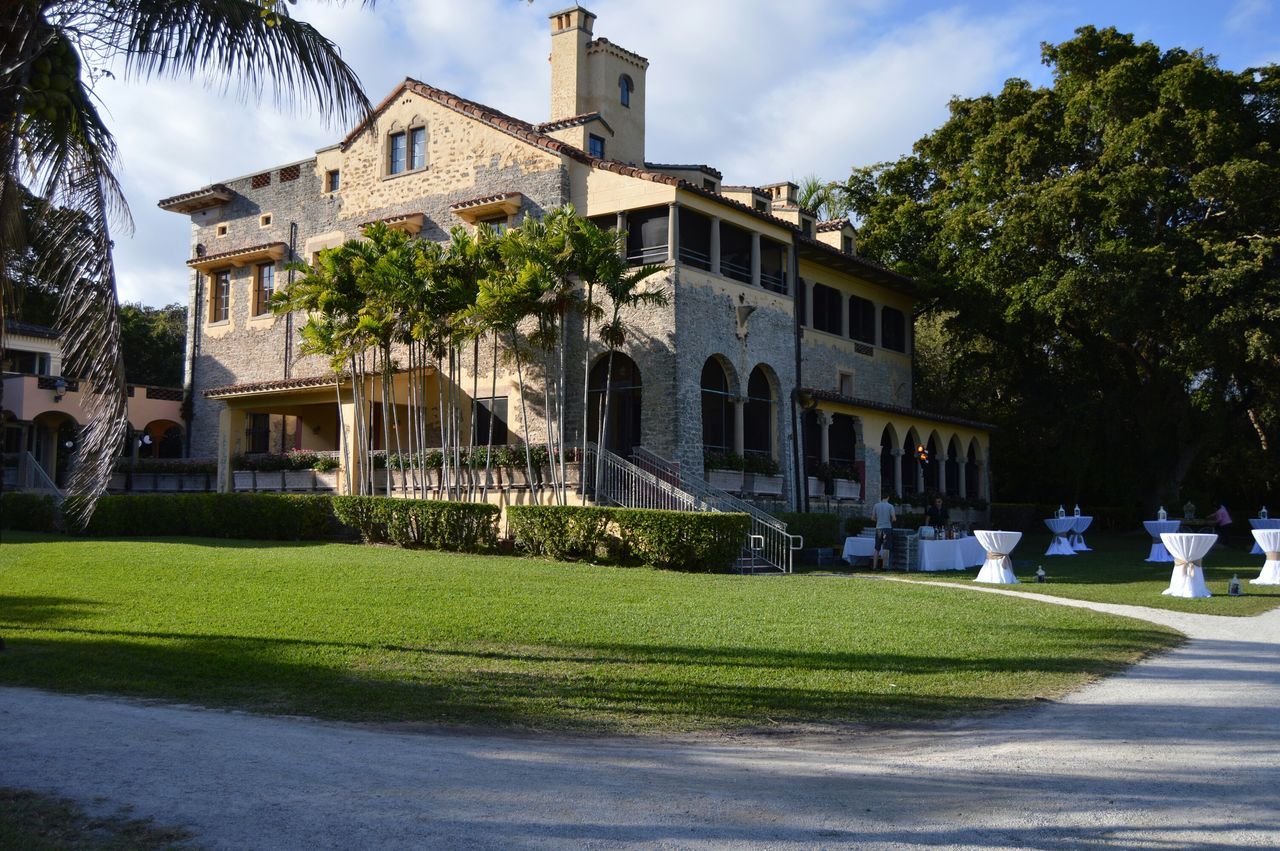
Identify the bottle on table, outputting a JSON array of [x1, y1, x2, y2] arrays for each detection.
[[1073, 504, 1081, 517], [1057, 505, 1066, 519], [1262, 507, 1270, 520], [1157, 506, 1168, 521]]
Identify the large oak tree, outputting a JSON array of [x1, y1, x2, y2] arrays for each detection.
[[844, 26, 1280, 509]]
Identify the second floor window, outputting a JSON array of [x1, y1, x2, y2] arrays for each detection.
[[325, 169, 340, 192], [389, 132, 406, 174], [410, 126, 426, 169], [619, 74, 633, 108], [254, 263, 275, 316], [588, 134, 606, 159], [882, 306, 907, 352], [849, 295, 875, 344], [210, 270, 230, 323], [811, 283, 843, 335]]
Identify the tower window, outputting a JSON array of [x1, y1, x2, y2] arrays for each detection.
[[588, 134, 606, 159], [619, 74, 634, 108]]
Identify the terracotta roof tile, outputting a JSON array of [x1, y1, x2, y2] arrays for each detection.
[[157, 183, 233, 212], [449, 191, 523, 211], [537, 112, 608, 133], [187, 241, 288, 267], [645, 162, 724, 180], [204, 374, 343, 398], [816, 218, 850, 232]]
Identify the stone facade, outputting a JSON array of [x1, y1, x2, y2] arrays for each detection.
[[161, 6, 991, 508]]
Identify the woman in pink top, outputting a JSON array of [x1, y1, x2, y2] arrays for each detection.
[[1209, 503, 1233, 545]]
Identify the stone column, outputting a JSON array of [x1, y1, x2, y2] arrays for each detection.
[[817, 410, 831, 463], [615, 211, 627, 258], [958, 458, 968, 499], [667, 202, 679, 265], [750, 231, 761, 287], [915, 455, 925, 493], [891, 448, 903, 497], [937, 450, 947, 495], [215, 406, 235, 493], [978, 461, 989, 500], [710, 216, 721, 277], [732, 397, 745, 456]]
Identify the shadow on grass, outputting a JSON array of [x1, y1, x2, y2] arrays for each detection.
[[0, 612, 1179, 733]]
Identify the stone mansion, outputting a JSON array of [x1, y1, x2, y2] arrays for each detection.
[[159, 6, 991, 510]]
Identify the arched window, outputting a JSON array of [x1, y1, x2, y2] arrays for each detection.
[[744, 366, 774, 457], [701, 358, 735, 452], [619, 74, 634, 108], [588, 354, 642, 456]]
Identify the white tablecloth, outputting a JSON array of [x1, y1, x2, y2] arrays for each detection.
[[973, 530, 1021, 584], [1249, 518, 1280, 554], [1143, 520, 1182, 562], [1160, 533, 1215, 598], [1251, 529, 1280, 585], [842, 535, 876, 561], [1070, 515, 1093, 551], [918, 536, 986, 571], [1044, 517, 1076, 556]]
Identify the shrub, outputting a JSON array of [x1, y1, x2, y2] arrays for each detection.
[[990, 502, 1038, 531], [112, 457, 217, 475], [331, 496, 499, 552], [613, 508, 749, 572], [703, 449, 744, 472], [743, 453, 780, 476], [507, 505, 614, 560], [0, 492, 60, 532], [776, 511, 841, 548], [82, 493, 333, 540]]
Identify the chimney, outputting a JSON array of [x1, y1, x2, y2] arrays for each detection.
[[549, 7, 596, 122]]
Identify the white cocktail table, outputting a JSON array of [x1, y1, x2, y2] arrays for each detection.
[[1069, 515, 1092, 551], [974, 530, 1021, 584], [1251, 529, 1280, 585], [1160, 532, 1215, 598], [1249, 518, 1280, 554], [1044, 517, 1076, 556], [1143, 520, 1181, 562]]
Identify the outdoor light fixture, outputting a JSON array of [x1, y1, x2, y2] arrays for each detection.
[[915, 444, 929, 463], [53, 377, 67, 402], [136, 433, 153, 449]]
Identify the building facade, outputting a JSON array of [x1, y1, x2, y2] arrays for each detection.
[[160, 7, 991, 510]]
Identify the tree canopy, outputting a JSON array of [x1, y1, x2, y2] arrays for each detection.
[[843, 26, 1280, 509]]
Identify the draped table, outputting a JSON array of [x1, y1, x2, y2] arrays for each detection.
[[842, 535, 876, 563], [917, 536, 986, 571], [1069, 515, 1093, 551], [1251, 529, 1280, 586], [1044, 517, 1076, 556], [1143, 520, 1182, 562], [1249, 518, 1280, 555], [974, 530, 1021, 584], [1160, 533, 1215, 598]]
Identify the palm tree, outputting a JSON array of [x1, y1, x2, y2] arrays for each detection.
[[797, 174, 850, 222], [593, 261, 666, 486], [2, 0, 371, 524]]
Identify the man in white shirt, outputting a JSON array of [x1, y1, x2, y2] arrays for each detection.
[[871, 492, 897, 570]]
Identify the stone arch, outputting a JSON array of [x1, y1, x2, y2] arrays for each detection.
[[924, 428, 943, 492], [31, 410, 80, 487], [902, 426, 923, 496], [587, 352, 643, 457], [966, 436, 984, 499], [879, 423, 900, 497], [700, 355, 738, 453], [744, 363, 779, 459], [142, 418, 185, 459], [946, 434, 963, 497]]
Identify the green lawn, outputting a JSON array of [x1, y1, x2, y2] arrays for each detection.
[[849, 532, 1280, 616], [1, 532, 1180, 734]]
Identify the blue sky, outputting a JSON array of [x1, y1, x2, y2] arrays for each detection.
[[94, 0, 1279, 308]]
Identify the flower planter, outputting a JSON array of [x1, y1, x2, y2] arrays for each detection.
[[746, 473, 784, 497], [314, 471, 338, 492], [368, 469, 388, 494], [232, 471, 255, 492], [560, 461, 581, 487], [833, 478, 859, 500], [180, 474, 209, 492], [254, 471, 285, 492], [706, 470, 744, 493], [154, 474, 181, 491], [131, 473, 157, 492], [284, 470, 315, 491], [807, 476, 826, 499], [504, 467, 531, 488]]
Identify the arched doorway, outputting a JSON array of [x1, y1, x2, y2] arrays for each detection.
[[142, 419, 185, 459], [588, 353, 642, 457], [946, 436, 962, 497], [902, 427, 922, 496], [924, 433, 940, 492], [966, 439, 980, 498], [700, 357, 736, 453], [880, 424, 898, 497], [31, 411, 79, 487], [743, 365, 774, 459]]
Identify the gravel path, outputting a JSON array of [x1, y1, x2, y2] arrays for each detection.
[[3, 584, 1278, 849]]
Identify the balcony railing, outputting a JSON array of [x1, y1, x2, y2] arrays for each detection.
[[626, 243, 668, 266], [720, 257, 751, 285], [678, 245, 712, 272], [760, 268, 788, 294]]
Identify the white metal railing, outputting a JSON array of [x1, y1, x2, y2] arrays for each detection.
[[19, 451, 64, 499], [626, 244, 669, 266], [631, 447, 801, 573], [584, 442, 709, 512]]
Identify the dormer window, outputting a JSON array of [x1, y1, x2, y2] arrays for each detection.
[[619, 74, 633, 108]]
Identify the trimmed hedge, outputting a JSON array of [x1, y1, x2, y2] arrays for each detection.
[[508, 504, 750, 572], [776, 511, 842, 549], [82, 493, 334, 540], [331, 496, 499, 552], [0, 492, 60, 532], [506, 505, 614, 561]]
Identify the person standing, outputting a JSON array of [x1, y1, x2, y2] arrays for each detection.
[[872, 492, 897, 570], [925, 496, 949, 528], [1209, 502, 1233, 546]]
